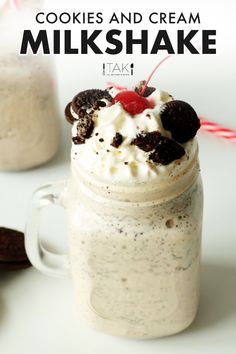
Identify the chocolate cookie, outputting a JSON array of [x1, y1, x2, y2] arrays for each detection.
[[72, 113, 95, 145], [68, 89, 112, 144], [0, 260, 31, 272], [160, 100, 200, 143], [71, 89, 112, 114], [134, 80, 156, 97], [65, 102, 75, 125], [131, 131, 185, 165], [149, 136, 185, 165], [0, 227, 31, 271], [131, 131, 162, 152]]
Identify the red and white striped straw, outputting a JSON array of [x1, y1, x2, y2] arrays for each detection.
[[105, 79, 236, 145], [9, 0, 21, 8], [200, 117, 236, 143], [0, 0, 21, 9]]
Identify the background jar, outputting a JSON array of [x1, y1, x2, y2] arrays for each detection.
[[0, 0, 60, 171]]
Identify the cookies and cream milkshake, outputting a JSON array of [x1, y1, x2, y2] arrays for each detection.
[[0, 56, 60, 170], [0, 0, 60, 171], [64, 82, 203, 338]]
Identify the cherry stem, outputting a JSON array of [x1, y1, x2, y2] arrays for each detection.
[[140, 55, 172, 96]]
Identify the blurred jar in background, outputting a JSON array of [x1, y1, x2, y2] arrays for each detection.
[[0, 0, 60, 171]]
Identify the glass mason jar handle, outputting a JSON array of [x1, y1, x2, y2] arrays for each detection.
[[25, 180, 70, 278]]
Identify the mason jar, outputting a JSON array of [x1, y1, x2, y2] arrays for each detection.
[[0, 0, 60, 171], [25, 142, 203, 339]]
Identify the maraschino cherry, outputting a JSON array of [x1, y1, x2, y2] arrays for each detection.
[[112, 55, 172, 116], [112, 91, 151, 115]]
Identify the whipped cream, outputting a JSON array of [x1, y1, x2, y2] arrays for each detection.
[[71, 88, 197, 184]]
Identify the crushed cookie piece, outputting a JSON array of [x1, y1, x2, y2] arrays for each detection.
[[132, 131, 185, 165], [131, 131, 162, 152], [149, 136, 185, 165], [72, 113, 94, 144], [111, 133, 123, 148], [72, 136, 82, 145], [134, 80, 156, 97]]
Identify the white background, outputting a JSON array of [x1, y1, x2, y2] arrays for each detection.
[[0, 0, 236, 353]]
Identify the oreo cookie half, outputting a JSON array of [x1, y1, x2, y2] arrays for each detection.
[[0, 227, 31, 271], [160, 100, 200, 143], [65, 102, 75, 125], [131, 131, 162, 152], [66, 89, 113, 144], [71, 89, 112, 114], [149, 136, 185, 165], [131, 131, 185, 165], [0, 260, 31, 272]]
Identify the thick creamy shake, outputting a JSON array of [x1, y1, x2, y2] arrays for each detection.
[[65, 83, 203, 338], [0, 1, 59, 170], [0, 56, 59, 170]]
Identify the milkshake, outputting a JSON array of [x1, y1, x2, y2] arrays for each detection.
[[64, 82, 203, 338], [25, 80, 203, 339], [0, 0, 59, 171]]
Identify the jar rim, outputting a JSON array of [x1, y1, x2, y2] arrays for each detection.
[[70, 143, 200, 206]]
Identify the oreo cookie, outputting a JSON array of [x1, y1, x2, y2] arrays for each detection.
[[65, 102, 75, 125], [0, 260, 31, 272], [149, 136, 185, 165], [0, 227, 31, 271], [67, 89, 112, 144], [71, 89, 112, 114], [131, 131, 185, 165], [160, 100, 200, 143], [131, 131, 162, 152]]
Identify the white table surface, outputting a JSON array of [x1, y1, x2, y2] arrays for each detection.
[[1, 0, 236, 351]]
